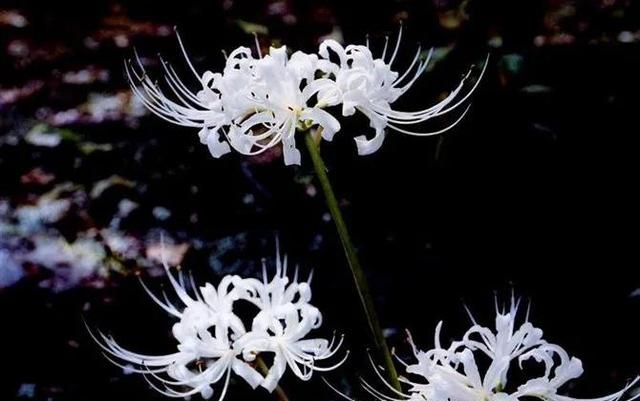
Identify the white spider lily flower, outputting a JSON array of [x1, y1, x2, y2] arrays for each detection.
[[88, 244, 346, 400], [88, 264, 261, 400], [358, 297, 638, 401], [240, 304, 348, 392], [236, 251, 348, 391], [128, 29, 485, 164], [224, 45, 340, 165], [314, 27, 488, 155], [127, 35, 339, 166]]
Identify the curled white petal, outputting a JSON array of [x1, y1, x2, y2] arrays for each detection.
[[354, 127, 386, 156]]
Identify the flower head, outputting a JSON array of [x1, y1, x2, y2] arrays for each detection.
[[127, 28, 486, 165], [235, 258, 346, 391], [88, 244, 346, 400], [314, 32, 486, 155], [358, 296, 638, 401]]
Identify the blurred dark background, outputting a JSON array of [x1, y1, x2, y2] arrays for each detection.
[[1, 0, 639, 400]]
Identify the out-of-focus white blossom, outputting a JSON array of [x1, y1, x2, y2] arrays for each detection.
[[28, 234, 107, 291], [15, 197, 70, 229], [128, 28, 486, 165], [356, 297, 638, 401], [89, 244, 346, 400], [0, 249, 24, 287]]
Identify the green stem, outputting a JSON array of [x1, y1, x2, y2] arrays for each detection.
[[303, 130, 401, 391], [256, 356, 291, 401]]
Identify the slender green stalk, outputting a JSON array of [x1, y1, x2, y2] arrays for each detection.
[[303, 130, 401, 391], [256, 356, 291, 401]]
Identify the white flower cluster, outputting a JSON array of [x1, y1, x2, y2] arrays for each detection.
[[90, 246, 346, 400], [362, 298, 638, 401], [127, 29, 486, 165]]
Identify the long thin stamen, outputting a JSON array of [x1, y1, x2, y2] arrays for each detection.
[[388, 23, 403, 66], [322, 378, 357, 401], [253, 32, 263, 58], [175, 27, 201, 79], [385, 104, 471, 137], [381, 35, 390, 60]]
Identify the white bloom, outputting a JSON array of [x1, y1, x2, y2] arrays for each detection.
[[361, 297, 638, 401], [128, 29, 485, 164], [89, 244, 346, 400], [222, 45, 340, 165], [236, 254, 348, 391], [127, 34, 339, 165], [315, 29, 488, 155]]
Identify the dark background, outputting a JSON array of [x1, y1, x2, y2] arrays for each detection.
[[1, 0, 639, 400]]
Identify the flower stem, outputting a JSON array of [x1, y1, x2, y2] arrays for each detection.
[[303, 130, 401, 391], [256, 356, 291, 401]]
